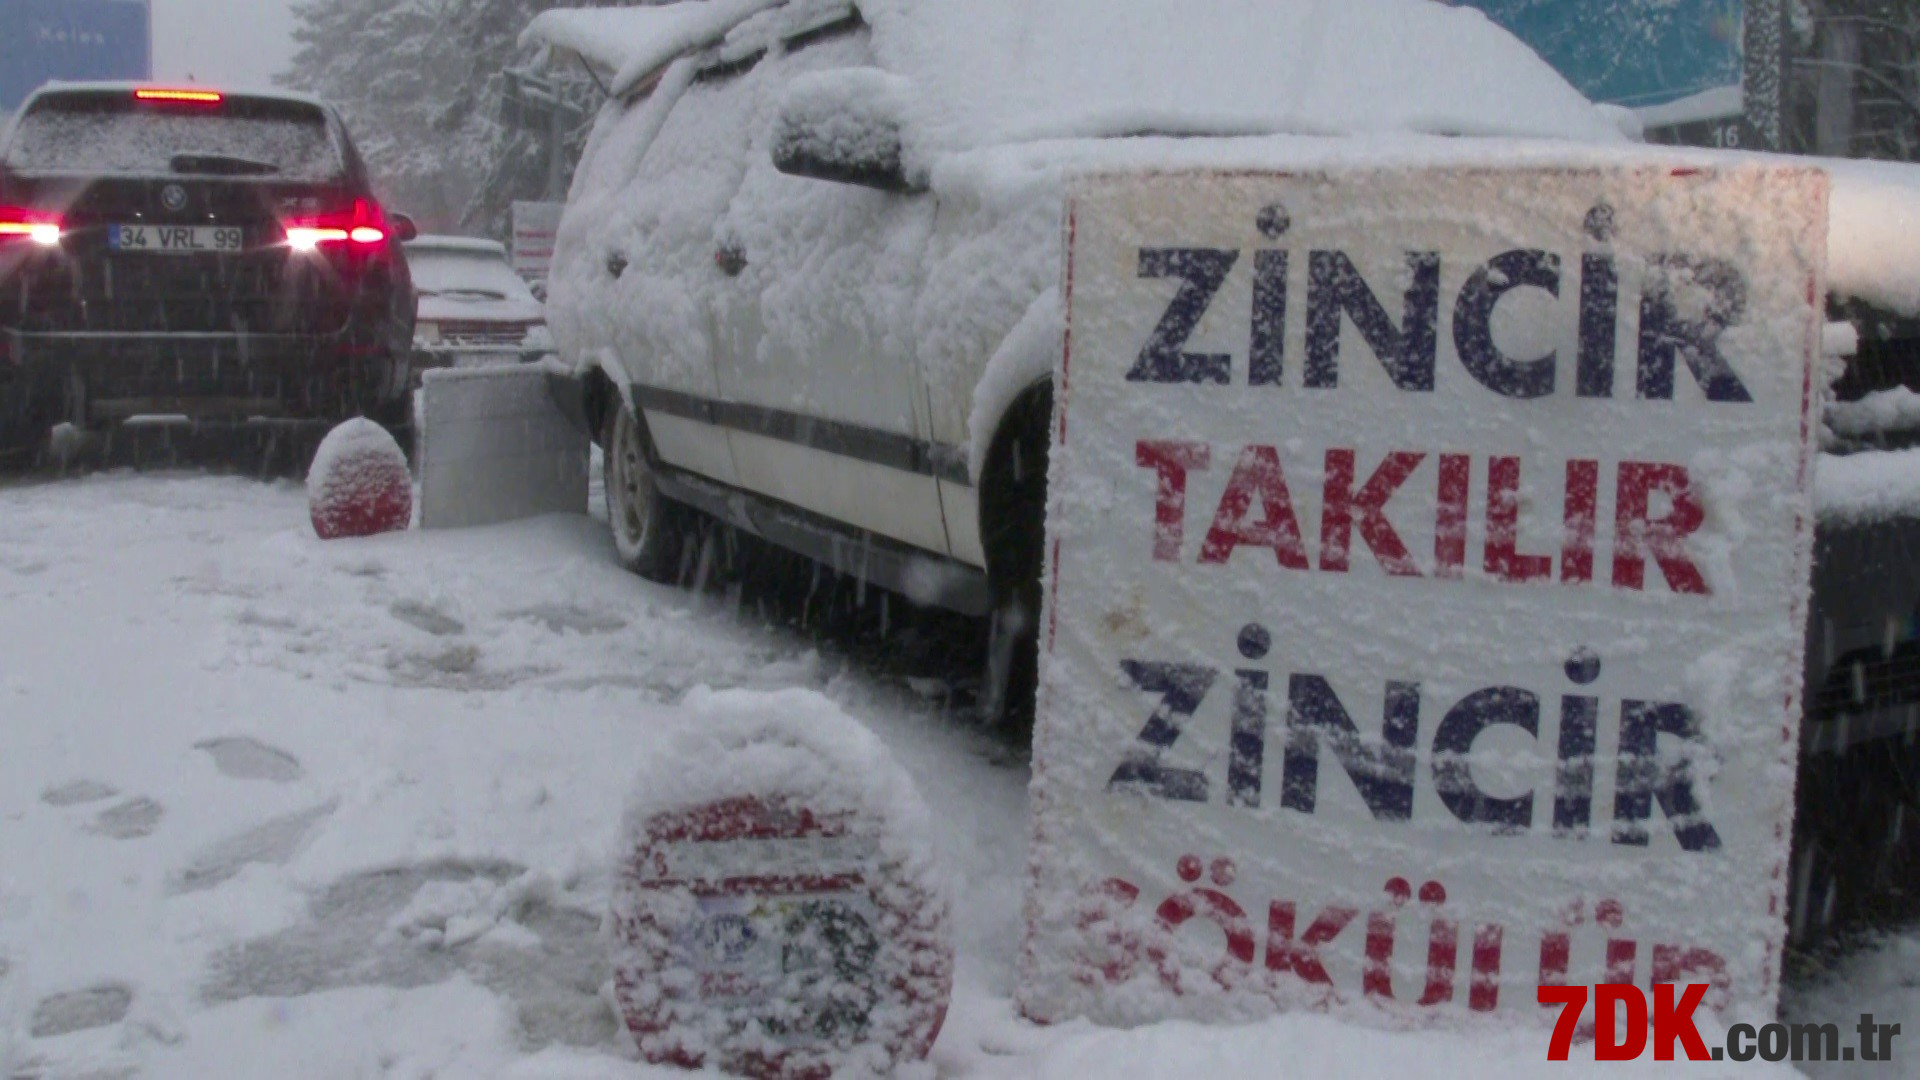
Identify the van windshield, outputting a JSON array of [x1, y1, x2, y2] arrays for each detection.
[[5, 93, 343, 181]]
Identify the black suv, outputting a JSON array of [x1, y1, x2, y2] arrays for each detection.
[[0, 84, 416, 466]]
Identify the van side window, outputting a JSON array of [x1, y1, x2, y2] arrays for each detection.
[[628, 62, 758, 205], [618, 66, 670, 109], [722, 13, 877, 189], [694, 50, 765, 85], [785, 9, 866, 55]]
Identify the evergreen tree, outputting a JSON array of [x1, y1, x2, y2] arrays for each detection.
[[281, 0, 626, 235], [1786, 0, 1920, 161]]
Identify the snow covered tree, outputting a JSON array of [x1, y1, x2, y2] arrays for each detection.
[[281, 0, 630, 235], [1785, 0, 1920, 161], [444, 0, 620, 238]]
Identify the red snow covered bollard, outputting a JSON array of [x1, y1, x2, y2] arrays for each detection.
[[307, 418, 412, 540], [613, 687, 954, 1079]]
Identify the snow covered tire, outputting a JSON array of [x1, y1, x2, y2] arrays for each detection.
[[605, 404, 689, 582], [980, 383, 1052, 736]]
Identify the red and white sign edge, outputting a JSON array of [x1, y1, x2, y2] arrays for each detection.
[[511, 200, 564, 281], [1020, 165, 1828, 1030], [613, 686, 954, 1075]]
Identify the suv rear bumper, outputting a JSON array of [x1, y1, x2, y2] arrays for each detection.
[[2, 329, 401, 426]]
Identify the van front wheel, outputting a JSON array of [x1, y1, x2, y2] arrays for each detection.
[[605, 405, 688, 582]]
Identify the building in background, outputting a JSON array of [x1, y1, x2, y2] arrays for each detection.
[[1, 0, 152, 114]]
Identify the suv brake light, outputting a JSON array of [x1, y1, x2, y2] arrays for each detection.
[[0, 207, 62, 246], [135, 88, 223, 104], [284, 198, 390, 252]]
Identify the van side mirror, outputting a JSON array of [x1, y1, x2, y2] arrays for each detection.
[[772, 69, 926, 195], [392, 213, 420, 243]]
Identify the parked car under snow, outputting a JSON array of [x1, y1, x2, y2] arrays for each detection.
[[525, 0, 1920, 951], [401, 236, 550, 390]]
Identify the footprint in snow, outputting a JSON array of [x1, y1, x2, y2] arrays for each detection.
[[385, 646, 550, 691], [510, 604, 627, 636], [171, 801, 337, 893], [400, 643, 478, 677], [232, 607, 303, 633], [196, 737, 303, 783], [88, 797, 163, 840], [29, 982, 133, 1038], [41, 780, 120, 807], [536, 673, 654, 693], [205, 860, 614, 1050], [389, 600, 465, 637]]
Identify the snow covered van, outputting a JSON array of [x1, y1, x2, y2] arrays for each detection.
[[527, 0, 1920, 949]]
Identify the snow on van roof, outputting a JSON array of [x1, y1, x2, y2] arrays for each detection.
[[526, 0, 1619, 145], [1824, 157, 1920, 317], [857, 0, 1625, 149], [522, 0, 783, 93]]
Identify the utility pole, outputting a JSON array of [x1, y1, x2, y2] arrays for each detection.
[[547, 88, 565, 200], [1813, 2, 1861, 156], [499, 67, 584, 201], [1742, 0, 1788, 151]]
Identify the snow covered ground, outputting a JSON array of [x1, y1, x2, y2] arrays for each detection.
[[0, 471, 1911, 1077]]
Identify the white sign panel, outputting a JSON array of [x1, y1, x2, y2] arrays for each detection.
[[416, 364, 587, 529], [1021, 166, 1828, 1028], [511, 200, 564, 283]]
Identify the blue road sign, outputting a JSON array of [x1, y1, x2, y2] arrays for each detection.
[[1, 0, 151, 112]]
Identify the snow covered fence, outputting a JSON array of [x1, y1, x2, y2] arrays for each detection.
[[415, 362, 589, 530], [612, 687, 953, 1077], [1024, 165, 1829, 1030]]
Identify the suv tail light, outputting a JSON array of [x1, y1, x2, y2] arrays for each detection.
[[0, 207, 62, 246], [283, 198, 391, 252], [134, 88, 224, 105]]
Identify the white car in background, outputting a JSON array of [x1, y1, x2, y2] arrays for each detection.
[[403, 236, 550, 384]]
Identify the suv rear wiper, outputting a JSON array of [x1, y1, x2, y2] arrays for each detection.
[[169, 153, 280, 177]]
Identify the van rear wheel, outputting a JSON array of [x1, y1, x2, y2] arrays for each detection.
[[980, 384, 1052, 739], [605, 404, 689, 582]]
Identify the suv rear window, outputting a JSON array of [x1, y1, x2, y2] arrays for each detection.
[[4, 93, 343, 181]]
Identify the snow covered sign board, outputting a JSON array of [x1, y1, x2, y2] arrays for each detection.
[[613, 689, 953, 1076], [1022, 165, 1828, 1029], [511, 200, 563, 284]]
